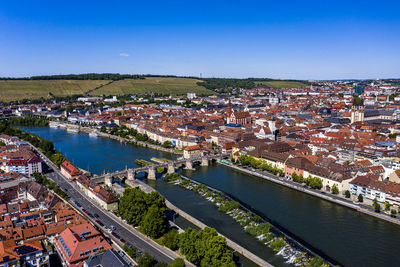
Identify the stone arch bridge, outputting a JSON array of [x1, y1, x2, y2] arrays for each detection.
[[92, 154, 226, 186]]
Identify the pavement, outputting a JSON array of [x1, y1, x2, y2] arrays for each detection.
[[34, 149, 178, 264]]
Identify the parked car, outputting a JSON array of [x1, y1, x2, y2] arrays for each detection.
[[110, 225, 116, 231], [112, 232, 120, 239], [94, 213, 100, 218], [120, 238, 126, 243], [73, 200, 82, 208]]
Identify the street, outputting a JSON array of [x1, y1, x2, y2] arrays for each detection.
[[36, 151, 177, 264]]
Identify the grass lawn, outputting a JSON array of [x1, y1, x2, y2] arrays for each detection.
[[92, 77, 214, 96], [0, 80, 110, 101], [256, 80, 308, 88]]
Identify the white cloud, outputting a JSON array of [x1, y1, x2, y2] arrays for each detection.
[[119, 53, 129, 57]]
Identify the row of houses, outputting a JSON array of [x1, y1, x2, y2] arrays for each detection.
[[232, 139, 400, 205]]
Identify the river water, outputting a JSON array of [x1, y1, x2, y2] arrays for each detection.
[[21, 127, 400, 267]]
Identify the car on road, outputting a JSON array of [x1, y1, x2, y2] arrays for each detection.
[[112, 232, 120, 239], [94, 213, 100, 218], [110, 225, 116, 231], [73, 200, 82, 208]]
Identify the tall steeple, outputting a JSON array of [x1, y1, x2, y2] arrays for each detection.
[[227, 97, 233, 116]]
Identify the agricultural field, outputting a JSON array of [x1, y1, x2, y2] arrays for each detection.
[[0, 80, 110, 101], [256, 80, 308, 88], [92, 77, 214, 96]]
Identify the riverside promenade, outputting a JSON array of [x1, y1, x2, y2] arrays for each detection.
[[54, 121, 183, 155], [130, 178, 272, 267], [220, 162, 400, 226]]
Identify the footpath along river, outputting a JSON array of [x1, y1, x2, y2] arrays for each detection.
[[21, 126, 400, 267]]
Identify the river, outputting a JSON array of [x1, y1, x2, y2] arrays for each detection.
[[21, 126, 400, 267]]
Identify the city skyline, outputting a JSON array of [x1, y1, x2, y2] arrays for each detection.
[[1, 0, 400, 80]]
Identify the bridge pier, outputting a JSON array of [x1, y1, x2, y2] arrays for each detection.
[[147, 167, 156, 180], [167, 163, 175, 174], [105, 173, 112, 186], [127, 169, 135, 181], [201, 158, 209, 167], [185, 160, 193, 170]]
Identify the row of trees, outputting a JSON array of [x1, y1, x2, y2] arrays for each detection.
[[8, 117, 49, 127], [102, 125, 169, 147], [30, 73, 144, 80], [123, 243, 185, 267], [236, 154, 284, 176], [32, 173, 68, 200], [118, 188, 167, 238], [0, 122, 55, 156], [291, 173, 323, 190], [174, 227, 236, 267], [197, 78, 308, 91], [119, 187, 237, 266]]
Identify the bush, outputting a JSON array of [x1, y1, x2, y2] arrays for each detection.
[[164, 173, 180, 182], [123, 243, 137, 259], [374, 203, 381, 213], [269, 237, 286, 252], [345, 190, 350, 198], [138, 252, 155, 267], [331, 184, 339, 194], [162, 229, 179, 251], [218, 201, 240, 213], [169, 258, 185, 267], [358, 194, 363, 202], [245, 223, 271, 237]]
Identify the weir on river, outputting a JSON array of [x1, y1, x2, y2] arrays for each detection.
[[20, 126, 400, 267]]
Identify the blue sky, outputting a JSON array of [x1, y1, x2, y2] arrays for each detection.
[[1, 0, 400, 80]]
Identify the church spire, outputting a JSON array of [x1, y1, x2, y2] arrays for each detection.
[[227, 97, 233, 116]]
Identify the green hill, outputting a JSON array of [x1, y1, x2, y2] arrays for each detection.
[[255, 80, 308, 88], [92, 77, 214, 96], [0, 80, 110, 101]]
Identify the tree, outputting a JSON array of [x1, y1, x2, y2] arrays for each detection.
[[384, 203, 391, 211], [345, 190, 351, 198], [178, 228, 200, 264], [373, 198, 378, 205], [306, 256, 325, 267], [123, 243, 137, 259], [119, 188, 149, 226], [138, 252, 155, 267], [162, 140, 172, 148], [141, 204, 167, 239], [374, 203, 381, 213], [391, 209, 397, 217], [154, 262, 168, 267], [169, 258, 185, 267], [358, 194, 363, 202], [331, 184, 339, 194], [162, 229, 179, 250]]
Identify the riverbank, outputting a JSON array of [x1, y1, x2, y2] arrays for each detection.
[[169, 174, 328, 266], [219, 161, 400, 226], [51, 121, 183, 155], [20, 126, 400, 267], [126, 175, 273, 267]]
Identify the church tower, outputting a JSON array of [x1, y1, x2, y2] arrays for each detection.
[[350, 97, 365, 124], [227, 98, 233, 116]]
